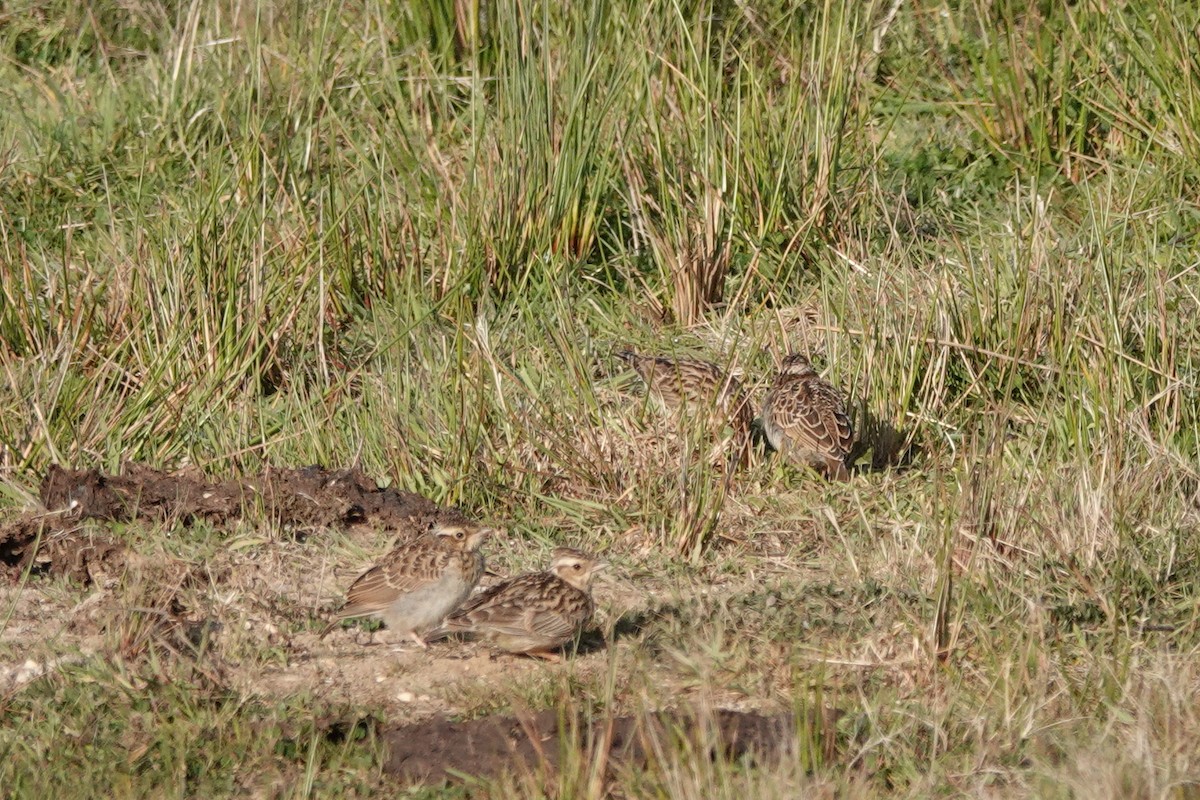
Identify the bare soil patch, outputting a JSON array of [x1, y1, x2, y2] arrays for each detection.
[[383, 707, 831, 786], [1, 463, 471, 583]]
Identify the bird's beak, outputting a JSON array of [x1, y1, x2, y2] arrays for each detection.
[[471, 527, 500, 547]]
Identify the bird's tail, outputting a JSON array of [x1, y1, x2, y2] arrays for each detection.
[[317, 619, 339, 641], [614, 348, 640, 365], [421, 623, 462, 643]]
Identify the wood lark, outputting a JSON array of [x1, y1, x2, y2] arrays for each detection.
[[320, 522, 494, 647], [432, 547, 606, 661], [761, 352, 854, 481], [616, 349, 753, 465]]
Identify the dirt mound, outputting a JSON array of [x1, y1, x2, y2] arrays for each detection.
[[38, 463, 466, 531], [384, 707, 836, 786], [2, 463, 470, 584], [0, 516, 124, 584]]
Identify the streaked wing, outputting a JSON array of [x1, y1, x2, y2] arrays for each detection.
[[641, 357, 706, 407], [771, 380, 852, 458], [529, 593, 591, 639], [814, 384, 854, 457], [338, 546, 449, 617], [624, 352, 745, 420], [444, 573, 544, 627], [469, 605, 577, 643], [445, 574, 580, 642]]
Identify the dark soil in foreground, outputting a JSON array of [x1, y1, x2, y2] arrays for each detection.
[[383, 707, 831, 785], [0, 463, 470, 583]]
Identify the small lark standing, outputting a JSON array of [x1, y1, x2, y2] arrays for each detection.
[[432, 547, 606, 661], [761, 352, 854, 480], [320, 522, 493, 647]]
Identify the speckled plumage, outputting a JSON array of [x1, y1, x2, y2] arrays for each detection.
[[761, 353, 854, 481], [616, 349, 752, 466], [320, 522, 493, 646], [433, 547, 605, 660]]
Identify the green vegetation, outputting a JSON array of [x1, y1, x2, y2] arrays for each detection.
[[2, 0, 1199, 796]]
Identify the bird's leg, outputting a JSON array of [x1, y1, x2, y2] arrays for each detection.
[[409, 630, 430, 649], [526, 650, 562, 663]]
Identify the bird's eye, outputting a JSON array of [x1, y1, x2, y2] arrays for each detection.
[[455, 531, 465, 540], [573, 564, 582, 571]]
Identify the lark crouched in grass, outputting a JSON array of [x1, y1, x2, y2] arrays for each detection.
[[616, 349, 754, 467], [320, 522, 494, 647], [761, 353, 855, 481]]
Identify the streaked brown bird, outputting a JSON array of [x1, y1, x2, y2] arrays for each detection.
[[616, 349, 753, 465], [761, 352, 854, 481], [431, 547, 606, 661], [319, 522, 494, 647]]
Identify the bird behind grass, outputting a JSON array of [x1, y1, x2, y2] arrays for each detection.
[[616, 349, 753, 468], [760, 352, 854, 481]]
